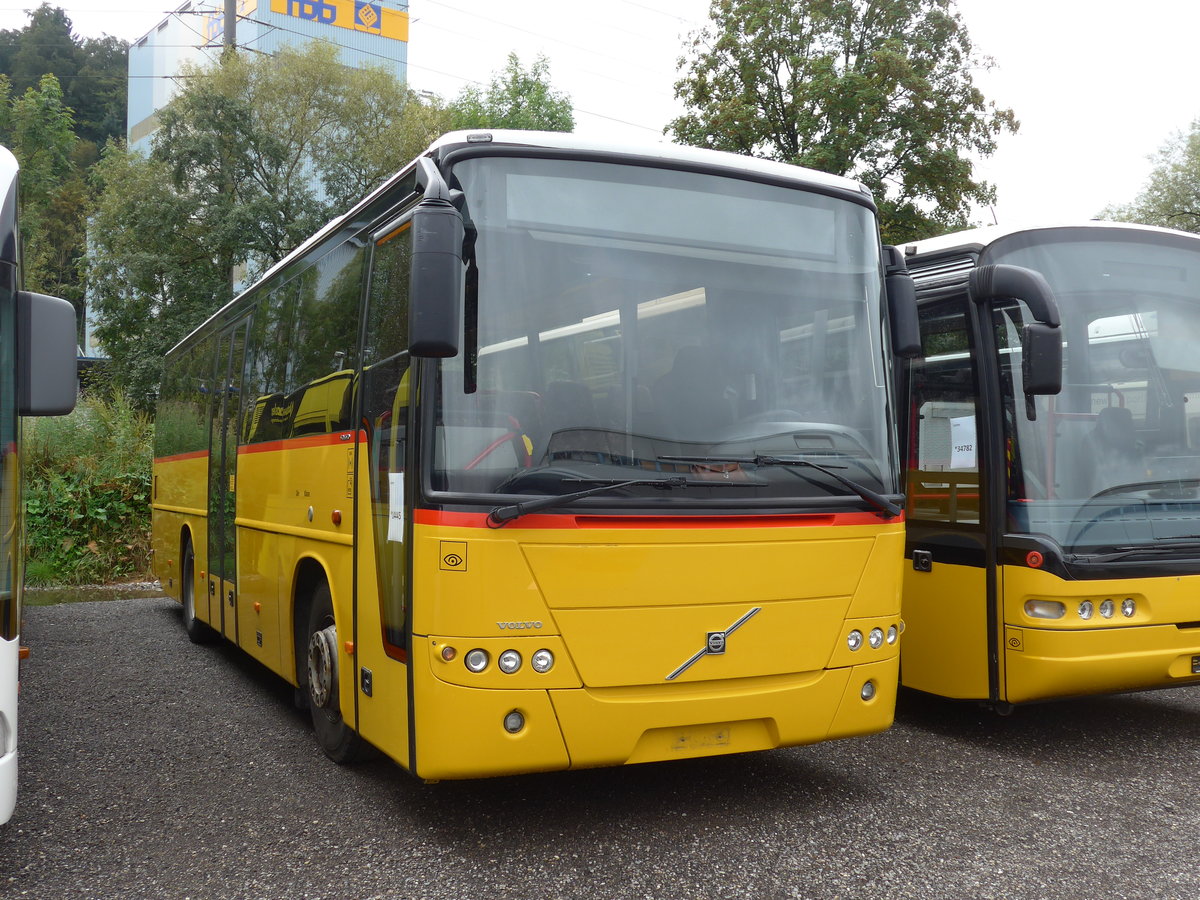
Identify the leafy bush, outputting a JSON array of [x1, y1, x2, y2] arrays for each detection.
[[23, 393, 153, 585]]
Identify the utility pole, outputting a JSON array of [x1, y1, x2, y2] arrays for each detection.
[[223, 0, 238, 297], [224, 0, 237, 55]]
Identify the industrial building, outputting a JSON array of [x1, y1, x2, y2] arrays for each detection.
[[126, 0, 409, 153]]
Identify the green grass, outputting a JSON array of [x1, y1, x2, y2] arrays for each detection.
[[23, 392, 154, 586]]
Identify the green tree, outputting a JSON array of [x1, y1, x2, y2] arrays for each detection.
[[2, 72, 89, 313], [1103, 119, 1200, 232], [670, 0, 1017, 243], [87, 42, 445, 406], [448, 52, 574, 132], [0, 4, 127, 148]]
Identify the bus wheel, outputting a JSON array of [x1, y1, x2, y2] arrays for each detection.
[[181, 539, 216, 644], [305, 583, 367, 763]]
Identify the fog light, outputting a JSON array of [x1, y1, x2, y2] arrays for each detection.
[[503, 710, 525, 733], [847, 630, 863, 651], [868, 628, 884, 649], [860, 680, 876, 701], [531, 649, 554, 673], [1099, 599, 1115, 619], [440, 645, 457, 662], [1024, 599, 1066, 619], [1078, 600, 1094, 620], [498, 649, 522, 674], [465, 649, 490, 673], [1122, 598, 1136, 617]]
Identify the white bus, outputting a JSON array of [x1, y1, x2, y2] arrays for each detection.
[[0, 146, 78, 824]]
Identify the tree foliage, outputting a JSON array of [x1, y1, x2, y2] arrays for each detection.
[[87, 42, 448, 406], [670, 0, 1017, 243], [0, 4, 127, 150], [0, 71, 89, 313], [1102, 120, 1200, 232], [448, 53, 574, 132]]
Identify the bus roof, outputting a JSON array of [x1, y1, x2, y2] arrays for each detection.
[[168, 131, 875, 359], [903, 220, 1200, 261]]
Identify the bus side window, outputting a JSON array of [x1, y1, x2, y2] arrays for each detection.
[[362, 223, 412, 657], [907, 300, 982, 526]]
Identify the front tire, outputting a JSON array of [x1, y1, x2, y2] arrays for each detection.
[[181, 539, 216, 644], [305, 582, 367, 763]]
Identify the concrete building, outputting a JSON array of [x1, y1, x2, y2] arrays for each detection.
[[127, 0, 409, 154]]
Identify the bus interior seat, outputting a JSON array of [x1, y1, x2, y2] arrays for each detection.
[[654, 345, 735, 440], [540, 381, 595, 447], [1083, 405, 1143, 493]]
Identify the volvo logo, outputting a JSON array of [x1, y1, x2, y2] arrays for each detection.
[[666, 607, 761, 681], [497, 621, 543, 630]]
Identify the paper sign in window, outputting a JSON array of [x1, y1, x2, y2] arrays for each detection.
[[950, 416, 977, 470], [387, 472, 405, 542]]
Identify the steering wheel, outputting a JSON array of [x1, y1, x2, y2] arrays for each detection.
[[464, 415, 533, 470]]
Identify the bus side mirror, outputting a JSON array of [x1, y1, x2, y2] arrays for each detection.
[[885, 271, 922, 358], [882, 246, 921, 359], [1021, 322, 1062, 396], [18, 290, 77, 416], [408, 158, 463, 359]]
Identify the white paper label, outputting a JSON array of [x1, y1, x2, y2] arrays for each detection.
[[950, 416, 977, 470], [387, 472, 405, 542]]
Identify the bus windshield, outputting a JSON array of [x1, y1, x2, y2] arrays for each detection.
[[433, 154, 897, 508], [992, 230, 1200, 554]]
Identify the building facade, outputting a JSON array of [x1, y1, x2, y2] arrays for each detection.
[[127, 0, 409, 153]]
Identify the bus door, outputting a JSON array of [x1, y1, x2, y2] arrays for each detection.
[[207, 321, 248, 641], [902, 296, 994, 699], [351, 215, 414, 762]]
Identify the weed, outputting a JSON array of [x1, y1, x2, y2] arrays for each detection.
[[23, 392, 153, 585]]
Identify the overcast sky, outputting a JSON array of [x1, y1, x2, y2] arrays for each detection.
[[1, 0, 1197, 226]]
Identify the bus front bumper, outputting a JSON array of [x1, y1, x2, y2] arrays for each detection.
[[413, 657, 897, 780], [1004, 623, 1200, 704]]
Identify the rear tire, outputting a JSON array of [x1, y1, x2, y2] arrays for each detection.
[[181, 539, 216, 644], [304, 582, 367, 763]]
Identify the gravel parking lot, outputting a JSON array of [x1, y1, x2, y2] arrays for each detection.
[[1, 595, 1198, 899]]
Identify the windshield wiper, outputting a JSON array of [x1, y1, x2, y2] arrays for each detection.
[[488, 476, 690, 527], [1072, 542, 1200, 563], [661, 454, 902, 518]]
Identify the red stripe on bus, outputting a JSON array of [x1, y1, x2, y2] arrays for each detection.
[[413, 509, 899, 529], [153, 450, 209, 464], [238, 430, 366, 454]]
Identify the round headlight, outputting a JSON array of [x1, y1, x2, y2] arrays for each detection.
[[860, 680, 876, 701], [886, 625, 898, 645], [498, 649, 522, 674], [868, 628, 884, 649], [1099, 599, 1115, 619], [503, 710, 525, 733], [465, 649, 490, 673], [1122, 598, 1136, 617], [847, 630, 863, 651], [531, 649, 554, 673], [1078, 600, 1094, 621]]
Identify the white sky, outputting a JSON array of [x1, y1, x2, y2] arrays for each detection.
[[1, 0, 1197, 226]]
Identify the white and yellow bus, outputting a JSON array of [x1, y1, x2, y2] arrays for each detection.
[[902, 222, 1200, 708], [0, 146, 78, 824], [152, 131, 922, 779]]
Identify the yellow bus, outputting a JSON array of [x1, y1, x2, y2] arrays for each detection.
[[0, 145, 79, 824], [902, 222, 1200, 708], [152, 130, 922, 778]]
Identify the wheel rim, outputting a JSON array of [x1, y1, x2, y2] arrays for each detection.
[[307, 624, 337, 709]]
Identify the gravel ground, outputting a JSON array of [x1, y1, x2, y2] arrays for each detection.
[[2, 595, 1198, 899]]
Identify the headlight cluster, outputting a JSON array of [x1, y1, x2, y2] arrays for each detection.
[[447, 645, 555, 675], [1024, 597, 1137, 621], [847, 624, 899, 652]]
